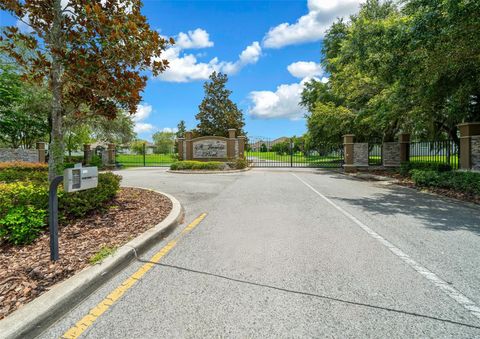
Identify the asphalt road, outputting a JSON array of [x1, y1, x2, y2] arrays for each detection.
[[40, 168, 480, 338]]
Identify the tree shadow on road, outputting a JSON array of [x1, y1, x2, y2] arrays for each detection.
[[334, 183, 480, 235]]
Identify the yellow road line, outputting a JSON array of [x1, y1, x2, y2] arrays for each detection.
[[62, 213, 207, 339]]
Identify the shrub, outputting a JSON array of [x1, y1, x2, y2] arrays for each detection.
[[411, 169, 480, 195], [0, 162, 48, 183], [0, 172, 121, 245], [410, 170, 442, 187], [400, 162, 452, 176], [59, 172, 121, 219], [0, 182, 49, 245], [228, 158, 249, 170], [89, 155, 103, 168], [0, 161, 48, 171], [0, 182, 49, 215], [170, 161, 225, 171], [0, 206, 46, 245]]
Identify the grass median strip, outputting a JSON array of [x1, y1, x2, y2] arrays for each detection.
[[62, 212, 207, 339]]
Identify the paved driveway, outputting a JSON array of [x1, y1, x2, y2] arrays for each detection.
[[41, 168, 480, 338]]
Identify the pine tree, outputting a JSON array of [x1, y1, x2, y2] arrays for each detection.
[[176, 120, 186, 138], [195, 72, 245, 137]]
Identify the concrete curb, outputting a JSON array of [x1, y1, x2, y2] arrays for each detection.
[[0, 188, 184, 339], [167, 167, 251, 174]]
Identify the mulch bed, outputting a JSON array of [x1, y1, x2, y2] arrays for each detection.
[[0, 187, 172, 320], [363, 169, 480, 205]]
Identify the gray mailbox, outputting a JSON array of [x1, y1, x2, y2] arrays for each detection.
[[63, 164, 98, 193], [49, 164, 99, 261]]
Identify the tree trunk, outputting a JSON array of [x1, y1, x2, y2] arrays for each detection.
[[48, 0, 65, 182]]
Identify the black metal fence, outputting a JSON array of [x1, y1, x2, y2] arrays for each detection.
[[115, 144, 177, 167], [246, 137, 344, 168], [368, 143, 382, 166], [409, 140, 459, 169]]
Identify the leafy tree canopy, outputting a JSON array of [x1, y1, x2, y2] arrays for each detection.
[[0, 62, 50, 148], [0, 0, 171, 180], [302, 0, 480, 145], [195, 71, 245, 137], [152, 131, 175, 154]]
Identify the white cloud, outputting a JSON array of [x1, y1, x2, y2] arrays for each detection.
[[133, 104, 152, 122], [156, 38, 262, 82], [287, 61, 324, 78], [263, 0, 364, 48], [176, 28, 214, 49], [161, 127, 179, 133], [133, 104, 156, 133], [221, 41, 262, 74], [249, 78, 312, 120], [134, 122, 155, 133]]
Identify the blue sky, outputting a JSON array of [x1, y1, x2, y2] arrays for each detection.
[[1, 0, 364, 140]]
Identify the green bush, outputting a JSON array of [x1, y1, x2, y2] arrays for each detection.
[[0, 162, 48, 183], [170, 161, 225, 171], [411, 170, 480, 195], [400, 162, 452, 176], [0, 168, 48, 183], [0, 206, 46, 245], [0, 161, 48, 171], [0, 172, 121, 245], [59, 172, 121, 219], [65, 155, 105, 169], [0, 182, 49, 215], [89, 155, 103, 168], [0, 182, 49, 245]]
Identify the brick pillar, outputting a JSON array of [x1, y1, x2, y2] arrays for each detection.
[[36, 142, 46, 163], [343, 134, 355, 173], [177, 138, 185, 160], [185, 131, 193, 160], [399, 133, 410, 163], [458, 122, 480, 170], [83, 144, 92, 165], [107, 143, 115, 166], [227, 129, 236, 159], [237, 136, 246, 159]]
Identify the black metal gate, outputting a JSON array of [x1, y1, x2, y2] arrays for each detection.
[[246, 137, 344, 168], [115, 143, 177, 167]]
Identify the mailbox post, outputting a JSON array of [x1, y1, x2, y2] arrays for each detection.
[[49, 164, 98, 261]]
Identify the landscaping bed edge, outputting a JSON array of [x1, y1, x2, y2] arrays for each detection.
[[0, 189, 184, 339], [167, 167, 251, 174]]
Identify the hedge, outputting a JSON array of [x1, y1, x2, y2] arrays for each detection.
[[59, 172, 121, 219], [64, 155, 103, 169], [0, 170, 121, 245], [399, 161, 452, 176], [411, 170, 480, 196], [170, 161, 226, 171]]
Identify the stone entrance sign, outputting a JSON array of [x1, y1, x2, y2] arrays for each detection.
[[193, 139, 227, 159], [177, 129, 246, 161]]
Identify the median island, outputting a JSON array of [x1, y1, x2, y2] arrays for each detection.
[[170, 159, 248, 172]]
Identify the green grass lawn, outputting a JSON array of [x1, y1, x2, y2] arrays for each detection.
[[116, 153, 178, 167], [368, 155, 458, 167], [409, 155, 458, 166]]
